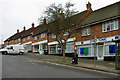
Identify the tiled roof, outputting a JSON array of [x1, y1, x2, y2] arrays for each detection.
[[20, 28, 35, 38], [79, 1, 120, 27], [46, 10, 88, 32], [32, 24, 47, 36]]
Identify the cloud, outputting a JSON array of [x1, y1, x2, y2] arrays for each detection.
[[0, 0, 120, 43]]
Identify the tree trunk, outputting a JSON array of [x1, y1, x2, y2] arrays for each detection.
[[62, 45, 65, 61]]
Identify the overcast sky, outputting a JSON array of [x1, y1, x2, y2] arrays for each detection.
[[0, 0, 120, 44]]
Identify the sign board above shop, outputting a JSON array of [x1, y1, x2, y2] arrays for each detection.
[[76, 35, 120, 45]]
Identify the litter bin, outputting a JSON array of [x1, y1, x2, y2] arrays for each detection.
[[44, 50, 48, 55], [72, 54, 78, 64]]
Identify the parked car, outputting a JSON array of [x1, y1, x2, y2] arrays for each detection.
[[0, 45, 24, 55]]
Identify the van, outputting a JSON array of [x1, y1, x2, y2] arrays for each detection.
[[0, 45, 24, 55]]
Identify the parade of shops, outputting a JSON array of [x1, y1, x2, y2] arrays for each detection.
[[4, 1, 120, 60]]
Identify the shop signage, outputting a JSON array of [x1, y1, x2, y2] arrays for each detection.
[[98, 38, 107, 42], [115, 36, 120, 40], [81, 42, 84, 44]]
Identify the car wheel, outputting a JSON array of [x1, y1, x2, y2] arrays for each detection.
[[4, 51, 8, 55], [19, 52, 23, 55]]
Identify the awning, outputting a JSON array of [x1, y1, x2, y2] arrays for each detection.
[[32, 40, 48, 45], [48, 38, 74, 45]]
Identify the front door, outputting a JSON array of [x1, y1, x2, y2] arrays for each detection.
[[97, 45, 104, 60]]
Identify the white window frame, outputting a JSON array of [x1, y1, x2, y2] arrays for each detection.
[[15, 40, 17, 42], [82, 27, 90, 36], [34, 36, 37, 40], [102, 20, 119, 32], [23, 38, 25, 42], [41, 33, 45, 38], [27, 36, 30, 40], [51, 34, 56, 39], [18, 38, 20, 42], [12, 40, 14, 43]]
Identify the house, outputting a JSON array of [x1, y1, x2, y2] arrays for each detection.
[[31, 19, 48, 54], [4, 1, 120, 61], [47, 2, 93, 56], [75, 1, 120, 60], [20, 23, 35, 52]]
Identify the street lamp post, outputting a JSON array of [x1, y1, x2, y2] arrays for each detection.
[[94, 36, 97, 68]]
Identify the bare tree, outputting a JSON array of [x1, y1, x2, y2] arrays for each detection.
[[39, 1, 79, 60], [38, 1, 79, 24]]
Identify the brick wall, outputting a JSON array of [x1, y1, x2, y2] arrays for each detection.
[[77, 18, 120, 41]]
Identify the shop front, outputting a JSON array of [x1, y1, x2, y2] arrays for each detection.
[[32, 40, 48, 54], [22, 41, 32, 52], [76, 35, 120, 60], [48, 38, 74, 55]]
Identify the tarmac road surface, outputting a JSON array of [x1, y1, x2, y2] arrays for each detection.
[[2, 54, 119, 79]]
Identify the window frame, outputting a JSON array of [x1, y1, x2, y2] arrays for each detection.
[[82, 27, 90, 36], [15, 40, 17, 42], [41, 33, 45, 39], [34, 36, 37, 40], [51, 34, 56, 39], [23, 38, 25, 42], [102, 20, 119, 32], [27, 36, 30, 40], [18, 38, 20, 42]]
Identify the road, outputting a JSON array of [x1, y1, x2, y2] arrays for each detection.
[[1, 54, 119, 79]]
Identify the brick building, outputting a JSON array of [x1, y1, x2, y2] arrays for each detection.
[[75, 1, 120, 60], [4, 1, 120, 60]]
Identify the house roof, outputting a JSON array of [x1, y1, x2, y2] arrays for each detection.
[[46, 10, 88, 33], [20, 27, 35, 38], [78, 1, 120, 27], [32, 24, 47, 36]]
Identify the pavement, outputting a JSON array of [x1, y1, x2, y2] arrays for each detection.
[[23, 53, 120, 75]]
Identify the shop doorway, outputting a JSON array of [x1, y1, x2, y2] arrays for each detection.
[[97, 43, 104, 60]]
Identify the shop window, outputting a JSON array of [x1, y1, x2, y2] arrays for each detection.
[[80, 48, 89, 56], [49, 45, 56, 54], [77, 44, 92, 57], [105, 45, 116, 56], [82, 27, 90, 36], [102, 20, 118, 32], [41, 33, 45, 38], [65, 42, 74, 53]]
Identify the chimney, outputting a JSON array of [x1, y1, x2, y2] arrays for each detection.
[[60, 11, 64, 18], [32, 22, 34, 28], [43, 18, 46, 24], [86, 1, 92, 10], [23, 26, 26, 31], [17, 29, 19, 33]]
